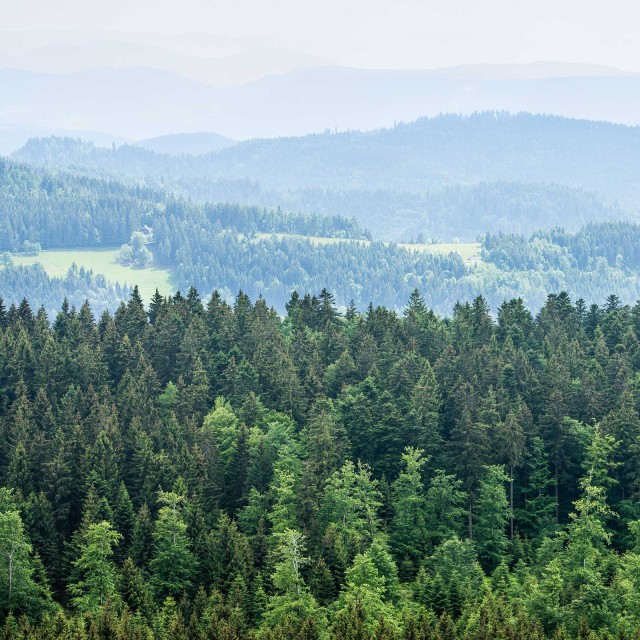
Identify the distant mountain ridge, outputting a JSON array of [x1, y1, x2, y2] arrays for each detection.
[[13, 112, 640, 241], [15, 112, 640, 200], [417, 61, 635, 80], [2, 64, 640, 144], [1, 41, 327, 86], [134, 132, 236, 156]]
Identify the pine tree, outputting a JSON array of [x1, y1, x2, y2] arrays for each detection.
[[300, 405, 348, 536], [0, 508, 54, 618], [475, 466, 510, 571], [261, 529, 324, 634], [494, 409, 525, 539], [69, 521, 121, 612], [390, 448, 428, 575], [113, 482, 135, 556], [521, 437, 557, 542], [332, 550, 398, 636], [408, 365, 443, 461], [321, 461, 382, 562], [149, 491, 196, 601], [118, 557, 151, 617], [424, 470, 467, 547], [130, 504, 154, 569], [448, 407, 488, 539]]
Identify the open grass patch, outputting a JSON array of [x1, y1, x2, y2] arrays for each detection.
[[11, 248, 175, 303]]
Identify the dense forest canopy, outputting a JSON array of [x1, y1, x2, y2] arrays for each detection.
[[1, 286, 640, 638], [0, 159, 362, 253], [0, 262, 131, 317], [4, 10, 640, 640]]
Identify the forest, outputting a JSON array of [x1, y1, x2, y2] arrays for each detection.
[[14, 114, 640, 203], [13, 118, 639, 242], [1, 286, 640, 638], [0, 262, 131, 318], [8, 153, 640, 316], [0, 159, 362, 254]]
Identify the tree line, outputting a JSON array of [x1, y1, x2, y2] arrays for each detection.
[[13, 131, 632, 243], [15, 114, 640, 207], [0, 159, 361, 254], [484, 223, 640, 272], [0, 261, 130, 319]]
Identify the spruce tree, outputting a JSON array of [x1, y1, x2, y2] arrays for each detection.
[[69, 521, 121, 612], [149, 491, 196, 601]]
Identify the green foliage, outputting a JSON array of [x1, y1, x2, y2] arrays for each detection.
[[390, 448, 428, 573], [117, 232, 153, 268], [321, 461, 382, 563], [4, 287, 640, 637], [149, 492, 196, 601], [332, 549, 399, 636], [0, 508, 54, 619], [69, 521, 121, 612], [424, 470, 467, 547], [201, 398, 240, 465], [261, 529, 325, 634], [474, 465, 511, 571], [15, 114, 640, 242]]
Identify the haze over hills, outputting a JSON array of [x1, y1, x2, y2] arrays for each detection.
[[0, 123, 128, 156], [414, 61, 635, 80], [0, 38, 629, 85], [1, 62, 640, 147], [134, 132, 236, 156], [0, 41, 327, 86], [16, 112, 640, 194]]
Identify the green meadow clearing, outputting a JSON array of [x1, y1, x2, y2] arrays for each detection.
[[8, 238, 480, 306], [11, 248, 175, 303], [255, 233, 482, 263]]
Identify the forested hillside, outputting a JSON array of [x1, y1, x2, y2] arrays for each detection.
[[7, 155, 640, 314], [14, 112, 640, 241], [483, 222, 640, 271], [0, 158, 159, 251], [188, 112, 640, 200], [0, 159, 361, 253], [2, 287, 640, 638], [273, 183, 624, 242], [155, 217, 640, 312], [134, 132, 236, 156]]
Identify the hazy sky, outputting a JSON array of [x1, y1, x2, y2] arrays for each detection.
[[2, 0, 640, 69]]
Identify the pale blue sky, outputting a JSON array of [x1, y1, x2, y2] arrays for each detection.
[[1, 0, 639, 70]]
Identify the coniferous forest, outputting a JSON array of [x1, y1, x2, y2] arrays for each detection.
[[4, 5, 640, 640], [2, 286, 640, 638]]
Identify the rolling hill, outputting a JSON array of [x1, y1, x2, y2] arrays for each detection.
[[13, 113, 640, 240], [2, 65, 640, 143], [134, 132, 236, 155]]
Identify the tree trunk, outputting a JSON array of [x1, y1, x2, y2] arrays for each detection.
[[8, 551, 13, 610], [555, 462, 560, 522], [510, 464, 515, 541]]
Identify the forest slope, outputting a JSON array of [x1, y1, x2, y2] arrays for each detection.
[[13, 112, 640, 241], [1, 287, 640, 638]]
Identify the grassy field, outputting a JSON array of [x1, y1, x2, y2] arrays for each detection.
[[11, 248, 175, 303], [254, 233, 481, 263], [397, 242, 481, 261]]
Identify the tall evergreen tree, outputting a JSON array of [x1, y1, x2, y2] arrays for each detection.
[[149, 491, 196, 601], [69, 521, 121, 612]]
